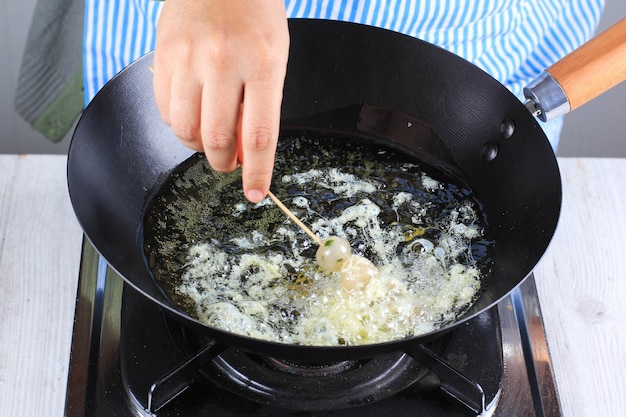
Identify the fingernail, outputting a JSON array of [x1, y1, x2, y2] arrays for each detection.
[[246, 189, 265, 203]]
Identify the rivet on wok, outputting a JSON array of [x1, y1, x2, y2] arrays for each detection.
[[481, 142, 499, 161], [500, 119, 515, 139]]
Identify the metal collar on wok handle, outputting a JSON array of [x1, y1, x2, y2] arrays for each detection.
[[524, 17, 626, 122]]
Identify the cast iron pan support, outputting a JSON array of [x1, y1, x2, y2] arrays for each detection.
[[408, 345, 485, 414]]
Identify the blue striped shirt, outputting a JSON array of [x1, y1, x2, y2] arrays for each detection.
[[83, 0, 604, 149]]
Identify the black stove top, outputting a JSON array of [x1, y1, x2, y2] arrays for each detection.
[[64, 239, 562, 417]]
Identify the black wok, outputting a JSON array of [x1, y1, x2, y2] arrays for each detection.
[[67, 19, 624, 362]]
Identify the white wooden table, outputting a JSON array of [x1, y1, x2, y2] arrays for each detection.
[[0, 155, 624, 417]]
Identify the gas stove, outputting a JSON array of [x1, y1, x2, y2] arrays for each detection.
[[64, 239, 562, 416]]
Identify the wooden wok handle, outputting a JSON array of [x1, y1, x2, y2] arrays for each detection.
[[524, 18, 626, 121], [547, 17, 626, 112]]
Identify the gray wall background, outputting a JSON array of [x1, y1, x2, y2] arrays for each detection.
[[1, 0, 624, 156]]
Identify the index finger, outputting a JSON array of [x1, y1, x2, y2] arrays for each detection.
[[238, 78, 284, 203]]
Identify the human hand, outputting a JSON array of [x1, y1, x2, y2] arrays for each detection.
[[153, 0, 289, 203]]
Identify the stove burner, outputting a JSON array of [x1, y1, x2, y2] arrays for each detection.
[[156, 309, 458, 411], [203, 350, 428, 410]]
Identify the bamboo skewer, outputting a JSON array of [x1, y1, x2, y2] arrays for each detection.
[[266, 191, 323, 246], [268, 191, 377, 290]]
